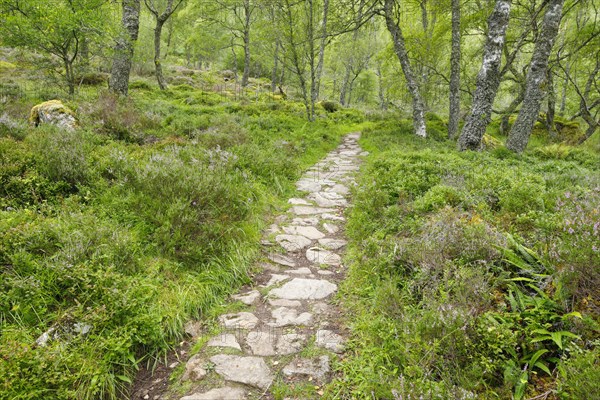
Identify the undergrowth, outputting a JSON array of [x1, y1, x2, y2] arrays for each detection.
[[327, 119, 600, 399], [0, 82, 363, 399]]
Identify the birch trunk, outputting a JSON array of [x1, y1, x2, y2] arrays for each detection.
[[383, 0, 427, 138], [154, 20, 167, 90], [448, 0, 461, 139], [507, 0, 565, 153], [241, 0, 251, 87], [458, 0, 511, 151], [110, 0, 141, 96], [313, 0, 329, 103]]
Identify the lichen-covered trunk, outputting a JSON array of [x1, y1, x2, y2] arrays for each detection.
[[458, 0, 511, 150], [507, 0, 564, 153], [313, 0, 329, 103], [545, 68, 558, 138], [154, 21, 168, 90], [339, 67, 351, 106], [271, 38, 280, 93], [241, 0, 251, 88], [110, 0, 140, 96], [384, 0, 427, 138], [448, 0, 461, 139]]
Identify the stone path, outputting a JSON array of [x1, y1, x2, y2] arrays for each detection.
[[176, 133, 364, 399]]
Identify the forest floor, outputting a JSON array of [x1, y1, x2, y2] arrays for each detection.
[[132, 133, 365, 400]]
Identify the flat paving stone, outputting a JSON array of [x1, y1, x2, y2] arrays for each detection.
[[290, 206, 335, 215], [269, 278, 337, 300], [269, 306, 313, 327], [288, 198, 312, 205], [315, 329, 345, 353], [180, 387, 246, 400], [246, 330, 276, 356], [306, 247, 342, 266], [282, 355, 330, 381], [268, 253, 297, 268], [318, 238, 347, 250], [277, 333, 307, 355], [327, 184, 350, 195], [219, 312, 259, 330], [232, 290, 260, 305], [291, 217, 320, 226], [263, 274, 290, 287], [284, 267, 312, 275], [268, 298, 302, 308], [322, 223, 339, 234], [207, 334, 242, 351], [276, 234, 312, 252], [308, 192, 347, 207], [282, 225, 325, 240], [321, 213, 345, 221], [210, 355, 274, 390], [296, 181, 321, 193]]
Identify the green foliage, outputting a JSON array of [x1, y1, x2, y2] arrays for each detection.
[[0, 82, 359, 399], [329, 118, 600, 399]]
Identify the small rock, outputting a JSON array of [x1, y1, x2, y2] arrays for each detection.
[[207, 333, 242, 351], [184, 321, 202, 338], [282, 355, 330, 381], [169, 361, 179, 369], [210, 354, 274, 390], [219, 312, 259, 329], [181, 354, 207, 382], [312, 302, 331, 314], [315, 330, 345, 353]]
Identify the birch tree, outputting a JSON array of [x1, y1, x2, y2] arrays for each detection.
[[110, 0, 141, 96], [383, 0, 427, 137], [457, 0, 511, 150], [448, 0, 461, 139], [145, 0, 185, 90], [506, 0, 565, 153]]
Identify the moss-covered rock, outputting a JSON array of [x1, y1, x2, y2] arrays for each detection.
[[481, 134, 502, 150], [320, 101, 339, 113], [29, 100, 78, 131]]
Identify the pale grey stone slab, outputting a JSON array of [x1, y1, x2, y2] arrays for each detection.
[[210, 355, 274, 390], [269, 278, 337, 300]]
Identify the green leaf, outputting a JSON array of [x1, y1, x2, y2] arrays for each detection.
[[116, 375, 132, 383], [528, 349, 548, 367], [534, 361, 552, 376]]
